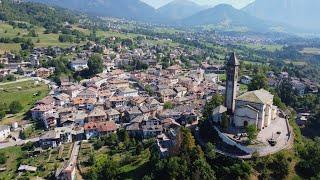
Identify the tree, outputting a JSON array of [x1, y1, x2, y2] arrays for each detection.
[[277, 80, 297, 107], [192, 158, 216, 180], [117, 129, 130, 147], [9, 101, 23, 114], [20, 38, 34, 51], [87, 54, 103, 77], [181, 127, 196, 153], [163, 102, 174, 109], [0, 111, 5, 120], [296, 139, 320, 178], [136, 143, 143, 155], [202, 94, 224, 121], [221, 113, 229, 130], [28, 29, 38, 37], [144, 84, 153, 96], [273, 94, 286, 110], [269, 153, 290, 179], [205, 142, 216, 160], [87, 155, 119, 180], [246, 124, 257, 144], [0, 152, 7, 164], [166, 157, 189, 179], [248, 73, 268, 91]]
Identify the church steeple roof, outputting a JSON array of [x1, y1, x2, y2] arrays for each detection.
[[227, 52, 240, 66]]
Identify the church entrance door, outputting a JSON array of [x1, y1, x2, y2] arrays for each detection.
[[243, 121, 248, 127]]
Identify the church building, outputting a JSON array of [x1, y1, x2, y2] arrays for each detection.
[[225, 53, 277, 130]]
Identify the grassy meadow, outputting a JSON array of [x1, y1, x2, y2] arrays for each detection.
[[0, 80, 49, 125]]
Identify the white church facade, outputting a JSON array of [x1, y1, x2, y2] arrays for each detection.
[[234, 89, 278, 130]]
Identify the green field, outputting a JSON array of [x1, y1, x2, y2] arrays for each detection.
[[0, 146, 23, 179], [0, 22, 85, 54], [0, 43, 20, 54], [241, 43, 283, 52], [300, 47, 320, 55], [0, 80, 49, 125], [78, 140, 151, 179], [284, 60, 308, 66], [0, 23, 29, 38]]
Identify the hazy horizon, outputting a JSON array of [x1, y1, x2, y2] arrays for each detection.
[[141, 0, 255, 9]]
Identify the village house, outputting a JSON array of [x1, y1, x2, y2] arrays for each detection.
[[0, 125, 10, 141], [174, 86, 187, 98], [141, 118, 163, 138], [29, 54, 40, 67], [116, 87, 139, 97], [0, 69, 10, 78], [31, 105, 55, 121], [167, 65, 181, 75], [77, 87, 98, 99], [106, 108, 121, 122], [36, 96, 56, 106], [86, 108, 107, 122], [18, 165, 37, 173], [204, 73, 219, 83], [53, 93, 70, 107], [211, 105, 227, 123], [291, 79, 306, 96], [69, 59, 88, 71], [35, 67, 52, 78], [109, 79, 130, 88], [109, 96, 127, 108], [39, 130, 61, 149], [125, 107, 143, 122], [296, 113, 311, 126], [240, 75, 253, 85], [159, 88, 176, 102], [279, 72, 289, 79], [84, 121, 117, 139], [61, 85, 82, 98], [130, 96, 147, 107]]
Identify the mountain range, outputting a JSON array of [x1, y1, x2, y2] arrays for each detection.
[[26, 0, 320, 33], [156, 0, 207, 21], [179, 4, 271, 31], [28, 0, 157, 21], [243, 0, 320, 32]]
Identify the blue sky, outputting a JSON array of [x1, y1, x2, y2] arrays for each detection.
[[141, 0, 255, 9]]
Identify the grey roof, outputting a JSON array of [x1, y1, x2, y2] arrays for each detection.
[[106, 108, 120, 116], [236, 89, 273, 105], [126, 122, 140, 131], [0, 125, 10, 131], [212, 105, 227, 115], [40, 130, 59, 140]]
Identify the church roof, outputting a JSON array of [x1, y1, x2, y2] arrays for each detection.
[[227, 52, 240, 66], [236, 89, 273, 105]]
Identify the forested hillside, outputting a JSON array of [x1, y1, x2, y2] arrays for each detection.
[[0, 0, 79, 30]]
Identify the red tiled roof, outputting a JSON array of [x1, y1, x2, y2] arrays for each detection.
[[84, 121, 117, 132]]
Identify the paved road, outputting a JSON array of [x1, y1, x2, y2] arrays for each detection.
[[0, 137, 39, 149], [56, 141, 81, 178]]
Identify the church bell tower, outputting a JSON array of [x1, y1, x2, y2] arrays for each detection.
[[225, 52, 239, 115]]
